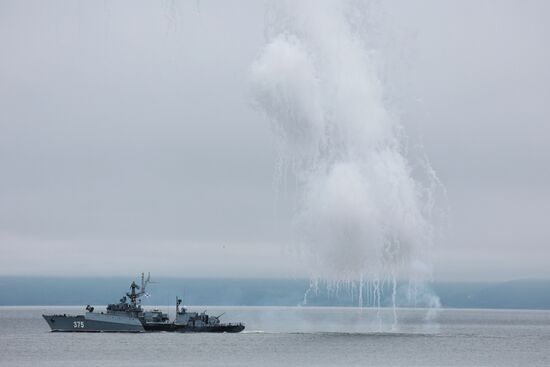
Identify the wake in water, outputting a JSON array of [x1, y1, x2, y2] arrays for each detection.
[[250, 1, 442, 326]]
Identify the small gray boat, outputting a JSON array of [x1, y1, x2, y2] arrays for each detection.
[[42, 273, 245, 333]]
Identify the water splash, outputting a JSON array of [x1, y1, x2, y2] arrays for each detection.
[[250, 0, 442, 325]]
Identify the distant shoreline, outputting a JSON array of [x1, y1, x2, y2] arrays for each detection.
[[2, 305, 550, 312], [1, 277, 549, 310]]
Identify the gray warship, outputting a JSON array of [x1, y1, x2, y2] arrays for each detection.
[[42, 273, 245, 333]]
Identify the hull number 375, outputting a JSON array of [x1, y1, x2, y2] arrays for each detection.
[[73, 321, 85, 328]]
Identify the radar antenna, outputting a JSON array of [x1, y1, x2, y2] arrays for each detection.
[[125, 273, 153, 306], [139, 272, 152, 298]]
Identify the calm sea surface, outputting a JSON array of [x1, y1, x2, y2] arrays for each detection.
[[0, 306, 549, 366]]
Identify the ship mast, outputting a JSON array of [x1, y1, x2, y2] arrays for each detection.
[[176, 297, 181, 313], [127, 281, 140, 306], [126, 272, 151, 307]]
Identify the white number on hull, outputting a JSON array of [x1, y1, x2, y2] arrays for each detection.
[[73, 321, 85, 328]]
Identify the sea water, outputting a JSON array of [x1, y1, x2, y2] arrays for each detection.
[[0, 306, 549, 366]]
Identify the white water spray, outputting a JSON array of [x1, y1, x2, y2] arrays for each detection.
[[250, 1, 441, 324]]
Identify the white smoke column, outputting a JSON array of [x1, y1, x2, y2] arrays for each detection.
[[250, 1, 440, 318]]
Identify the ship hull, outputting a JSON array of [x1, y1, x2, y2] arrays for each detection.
[[142, 323, 245, 333], [43, 315, 244, 333], [174, 324, 245, 333], [43, 314, 145, 332]]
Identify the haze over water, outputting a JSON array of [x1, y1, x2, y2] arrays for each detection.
[[0, 0, 549, 282]]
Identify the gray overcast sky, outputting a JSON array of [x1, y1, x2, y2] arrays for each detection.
[[0, 0, 548, 281]]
